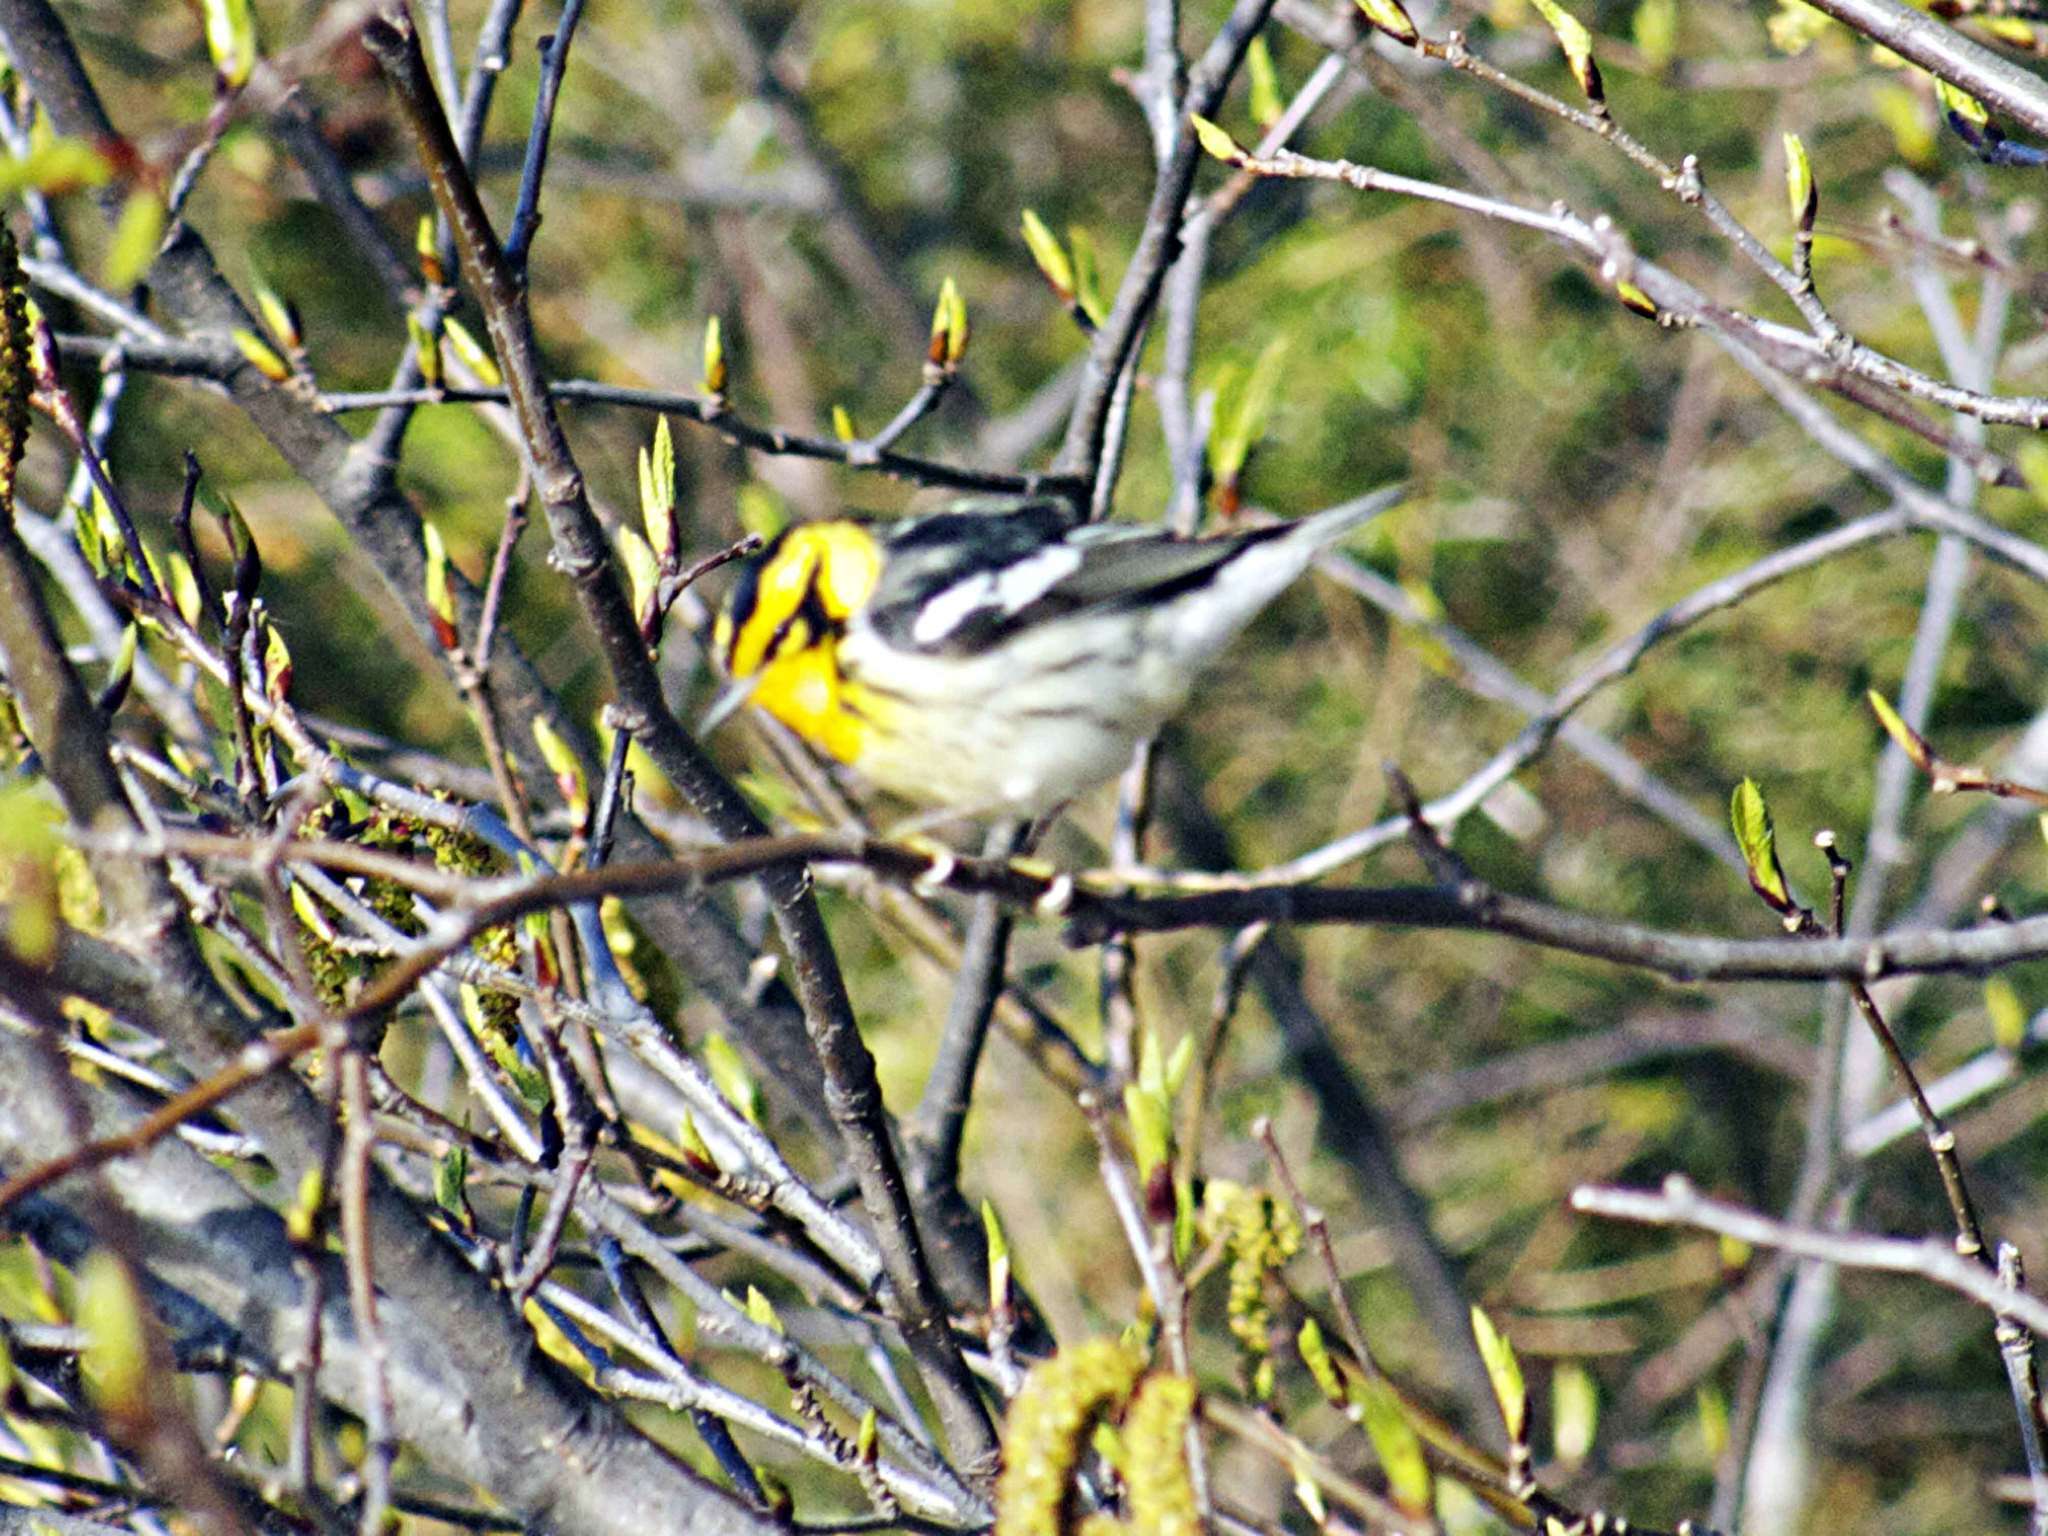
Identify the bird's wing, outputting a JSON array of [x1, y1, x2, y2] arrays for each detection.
[[865, 505, 1277, 655]]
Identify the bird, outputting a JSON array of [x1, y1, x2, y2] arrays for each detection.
[[702, 488, 1402, 818]]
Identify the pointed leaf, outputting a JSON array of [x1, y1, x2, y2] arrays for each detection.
[[1470, 1305, 1527, 1443], [639, 418, 677, 560], [104, 191, 165, 291], [1867, 690, 1931, 772], [1782, 132, 1816, 230], [1353, 1375, 1432, 1516], [231, 327, 291, 383], [1551, 1362, 1597, 1466], [1729, 777, 1790, 910], [1986, 976, 2028, 1054], [1355, 0, 1421, 45], [704, 1031, 764, 1127], [617, 524, 660, 632], [422, 520, 458, 649], [1020, 208, 1074, 299], [442, 315, 501, 388], [532, 716, 588, 826], [435, 1143, 469, 1217], [411, 313, 444, 389], [1632, 0, 1677, 69], [1189, 114, 1243, 163], [702, 315, 727, 396], [254, 282, 301, 351], [1247, 36, 1283, 127], [201, 0, 258, 88], [1529, 0, 1605, 105], [1069, 226, 1108, 327], [1934, 74, 1989, 128], [744, 1285, 783, 1334]]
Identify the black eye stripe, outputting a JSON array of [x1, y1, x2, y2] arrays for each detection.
[[763, 557, 840, 661], [719, 528, 793, 668]]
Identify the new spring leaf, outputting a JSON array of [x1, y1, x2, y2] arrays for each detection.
[[1530, 0, 1605, 107], [1729, 777, 1791, 911], [1189, 114, 1243, 163], [201, 0, 258, 88], [1020, 209, 1074, 299], [1353, 1375, 1431, 1516], [1354, 0, 1421, 46], [639, 417, 677, 560], [1470, 1305, 1527, 1444], [1782, 132, 1816, 231]]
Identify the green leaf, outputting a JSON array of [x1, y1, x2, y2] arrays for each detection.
[[442, 316, 501, 388], [1729, 777, 1791, 910], [1019, 208, 1074, 298], [617, 525, 660, 630], [744, 1284, 783, 1334], [1470, 1306, 1527, 1444], [201, 0, 258, 87], [1297, 1317, 1346, 1405], [1632, 0, 1677, 70], [1767, 0, 1835, 52], [1247, 36, 1283, 127], [0, 136, 112, 199], [982, 1198, 1013, 1307], [1188, 114, 1243, 163], [1353, 0, 1420, 45], [435, 1144, 469, 1217], [167, 550, 202, 627], [422, 520, 458, 646], [831, 403, 857, 441], [104, 191, 165, 291], [1551, 1361, 1597, 1465], [702, 315, 727, 395], [1208, 336, 1290, 487], [930, 275, 968, 364], [736, 484, 788, 541], [1933, 74, 1988, 128], [231, 326, 291, 383], [1529, 0, 1605, 105], [1353, 1375, 1432, 1515], [1867, 690, 1930, 772], [254, 281, 300, 351], [704, 1031, 765, 1127], [263, 616, 291, 702], [0, 778, 61, 963], [641, 417, 677, 559], [1123, 1081, 1173, 1185], [531, 716, 588, 825], [1069, 226, 1108, 327], [409, 314, 443, 388], [678, 1113, 717, 1171], [1782, 133, 1815, 231], [1986, 976, 2028, 1054], [77, 1251, 150, 1420], [1696, 1383, 1729, 1459]]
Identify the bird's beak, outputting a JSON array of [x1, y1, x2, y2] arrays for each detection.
[[698, 674, 760, 736]]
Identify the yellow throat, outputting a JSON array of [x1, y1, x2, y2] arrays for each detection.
[[713, 522, 888, 764]]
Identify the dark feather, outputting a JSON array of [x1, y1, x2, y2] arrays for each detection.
[[866, 502, 1282, 655]]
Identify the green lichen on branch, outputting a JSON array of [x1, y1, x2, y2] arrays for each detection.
[[0, 224, 31, 523]]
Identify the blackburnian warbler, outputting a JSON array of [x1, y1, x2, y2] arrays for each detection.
[[704, 489, 1400, 815]]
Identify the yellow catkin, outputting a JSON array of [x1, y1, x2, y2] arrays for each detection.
[[994, 1339, 1144, 1536], [1205, 1183, 1301, 1364], [1122, 1374, 1199, 1536]]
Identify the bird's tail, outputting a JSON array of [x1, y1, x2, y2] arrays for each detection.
[[1282, 484, 1406, 552]]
